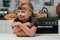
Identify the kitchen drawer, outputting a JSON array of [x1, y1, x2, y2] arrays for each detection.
[[0, 25, 6, 33], [6, 25, 13, 33]]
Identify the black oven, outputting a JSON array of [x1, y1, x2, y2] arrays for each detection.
[[36, 17, 59, 34]]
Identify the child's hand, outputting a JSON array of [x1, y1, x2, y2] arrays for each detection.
[[11, 22, 22, 33], [11, 22, 22, 28], [13, 26, 21, 33]]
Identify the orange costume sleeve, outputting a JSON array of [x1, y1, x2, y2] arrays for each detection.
[[14, 30, 28, 37]]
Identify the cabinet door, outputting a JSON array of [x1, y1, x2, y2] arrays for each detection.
[[0, 21, 6, 33], [6, 20, 13, 33]]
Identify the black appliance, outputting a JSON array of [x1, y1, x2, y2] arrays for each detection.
[[36, 17, 59, 34]]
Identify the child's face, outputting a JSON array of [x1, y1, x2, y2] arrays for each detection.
[[17, 8, 32, 21]]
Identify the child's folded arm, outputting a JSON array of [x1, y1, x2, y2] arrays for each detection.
[[11, 22, 22, 33], [19, 24, 37, 36], [11, 22, 22, 28], [12, 26, 21, 33]]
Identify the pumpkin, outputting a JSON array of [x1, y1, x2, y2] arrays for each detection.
[[56, 3, 60, 16], [4, 14, 17, 20]]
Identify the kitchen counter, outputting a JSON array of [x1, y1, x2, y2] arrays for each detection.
[[0, 33, 60, 40]]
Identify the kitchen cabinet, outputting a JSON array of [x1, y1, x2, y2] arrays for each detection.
[[0, 20, 6, 33]]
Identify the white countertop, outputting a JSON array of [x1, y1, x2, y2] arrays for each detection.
[[0, 33, 60, 40]]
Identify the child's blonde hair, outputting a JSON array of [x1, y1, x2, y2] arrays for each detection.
[[17, 1, 37, 26], [18, 1, 33, 12]]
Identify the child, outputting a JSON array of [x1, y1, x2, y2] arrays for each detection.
[[11, 1, 37, 37]]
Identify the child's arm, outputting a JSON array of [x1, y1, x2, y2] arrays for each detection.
[[12, 26, 21, 33], [19, 22, 37, 36], [11, 22, 22, 28], [23, 22, 32, 28], [11, 22, 22, 33]]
